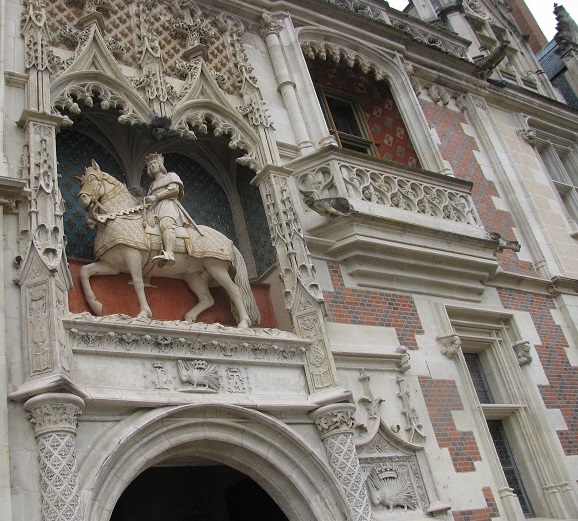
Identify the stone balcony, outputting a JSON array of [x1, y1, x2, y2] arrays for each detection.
[[288, 147, 502, 302]]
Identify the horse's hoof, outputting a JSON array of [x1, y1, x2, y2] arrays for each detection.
[[184, 314, 197, 323], [237, 319, 250, 329], [137, 310, 151, 319]]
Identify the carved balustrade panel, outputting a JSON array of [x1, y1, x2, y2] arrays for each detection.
[[293, 148, 483, 230]]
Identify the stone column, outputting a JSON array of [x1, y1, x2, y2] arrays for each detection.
[[310, 403, 371, 521], [259, 13, 314, 154], [24, 393, 85, 521]]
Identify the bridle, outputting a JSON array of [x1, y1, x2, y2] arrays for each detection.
[[78, 167, 143, 223]]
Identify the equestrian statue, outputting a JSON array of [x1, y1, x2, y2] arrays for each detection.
[[76, 154, 261, 328]]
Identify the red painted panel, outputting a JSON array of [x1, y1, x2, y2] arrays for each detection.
[[68, 259, 277, 328]]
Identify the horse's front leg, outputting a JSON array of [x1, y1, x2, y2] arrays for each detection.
[[79, 260, 120, 316], [124, 250, 152, 319]]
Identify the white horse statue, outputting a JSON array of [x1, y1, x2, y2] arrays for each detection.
[[76, 160, 261, 328]]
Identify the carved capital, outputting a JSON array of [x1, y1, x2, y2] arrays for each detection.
[[436, 333, 461, 359], [311, 403, 356, 439], [259, 12, 284, 37], [24, 393, 85, 437]]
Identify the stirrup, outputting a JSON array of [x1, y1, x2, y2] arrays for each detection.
[[152, 251, 176, 267]]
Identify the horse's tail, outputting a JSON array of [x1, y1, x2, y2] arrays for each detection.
[[232, 246, 261, 327]]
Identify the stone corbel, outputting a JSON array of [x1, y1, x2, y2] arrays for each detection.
[[513, 339, 532, 366], [517, 129, 536, 147], [436, 332, 461, 359]]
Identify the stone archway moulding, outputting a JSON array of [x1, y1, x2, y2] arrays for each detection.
[[78, 404, 351, 521], [296, 27, 448, 175]]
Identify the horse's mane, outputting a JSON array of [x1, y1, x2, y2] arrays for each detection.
[[93, 168, 141, 209]]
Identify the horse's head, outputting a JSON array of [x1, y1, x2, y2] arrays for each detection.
[[77, 160, 108, 210]]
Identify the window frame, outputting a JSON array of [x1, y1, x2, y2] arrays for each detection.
[[442, 306, 578, 519], [315, 86, 378, 157], [533, 130, 578, 238]]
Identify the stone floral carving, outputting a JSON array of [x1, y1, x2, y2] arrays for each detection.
[[517, 129, 536, 147], [396, 376, 426, 444], [463, 0, 491, 20]]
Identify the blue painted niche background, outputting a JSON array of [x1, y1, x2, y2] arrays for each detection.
[[57, 130, 275, 276]]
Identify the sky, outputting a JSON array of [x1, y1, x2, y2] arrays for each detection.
[[386, 0, 578, 41]]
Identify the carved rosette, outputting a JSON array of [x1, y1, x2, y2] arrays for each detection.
[[311, 403, 372, 521], [25, 393, 85, 521]]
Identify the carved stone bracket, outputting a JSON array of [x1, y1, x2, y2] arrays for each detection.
[[513, 339, 532, 366], [517, 128, 536, 147], [311, 403, 372, 521], [24, 393, 85, 521], [436, 332, 461, 359]]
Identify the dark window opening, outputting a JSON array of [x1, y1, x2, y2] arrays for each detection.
[[464, 353, 494, 404], [317, 88, 377, 156], [487, 421, 535, 517]]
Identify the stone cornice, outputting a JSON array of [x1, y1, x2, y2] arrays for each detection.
[[486, 270, 578, 297]]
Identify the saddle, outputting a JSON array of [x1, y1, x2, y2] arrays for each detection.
[[143, 221, 234, 263], [144, 221, 195, 255]]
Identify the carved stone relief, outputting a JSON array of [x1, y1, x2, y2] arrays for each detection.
[[513, 339, 532, 366], [436, 332, 461, 358]]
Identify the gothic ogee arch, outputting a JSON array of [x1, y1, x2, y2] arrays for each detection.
[[296, 27, 449, 175], [77, 404, 351, 521], [50, 23, 264, 170]]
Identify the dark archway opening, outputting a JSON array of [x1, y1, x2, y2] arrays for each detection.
[[110, 465, 289, 521]]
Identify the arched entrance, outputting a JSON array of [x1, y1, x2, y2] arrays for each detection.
[[111, 463, 288, 521], [78, 405, 350, 521]]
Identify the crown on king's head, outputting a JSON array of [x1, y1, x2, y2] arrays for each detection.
[[145, 152, 164, 164]]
